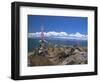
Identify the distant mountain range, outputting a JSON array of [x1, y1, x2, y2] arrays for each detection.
[[28, 32, 87, 40]]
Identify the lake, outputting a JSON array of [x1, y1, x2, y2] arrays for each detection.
[[28, 38, 87, 52]]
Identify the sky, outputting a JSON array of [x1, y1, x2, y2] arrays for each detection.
[[28, 15, 88, 40]]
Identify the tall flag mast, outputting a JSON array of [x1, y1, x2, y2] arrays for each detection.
[[41, 24, 44, 42]]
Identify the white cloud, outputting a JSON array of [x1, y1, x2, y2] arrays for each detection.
[[69, 32, 85, 37], [28, 31, 68, 37], [28, 31, 87, 40], [45, 31, 68, 37], [28, 32, 41, 38], [68, 32, 87, 40]]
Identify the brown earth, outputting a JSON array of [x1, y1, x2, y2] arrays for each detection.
[[28, 46, 87, 66]]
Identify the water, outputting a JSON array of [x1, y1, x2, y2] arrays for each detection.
[[28, 38, 87, 52]]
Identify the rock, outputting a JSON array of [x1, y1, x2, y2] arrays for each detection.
[[61, 52, 87, 65], [28, 46, 88, 66], [28, 55, 54, 66]]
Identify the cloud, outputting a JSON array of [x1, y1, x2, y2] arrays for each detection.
[[28, 31, 87, 40], [28, 31, 68, 37], [69, 32, 85, 37], [45, 31, 68, 37]]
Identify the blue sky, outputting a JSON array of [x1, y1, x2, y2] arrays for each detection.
[[28, 15, 87, 34], [28, 15, 88, 40]]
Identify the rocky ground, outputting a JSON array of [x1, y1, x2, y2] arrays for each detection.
[[28, 46, 87, 66]]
